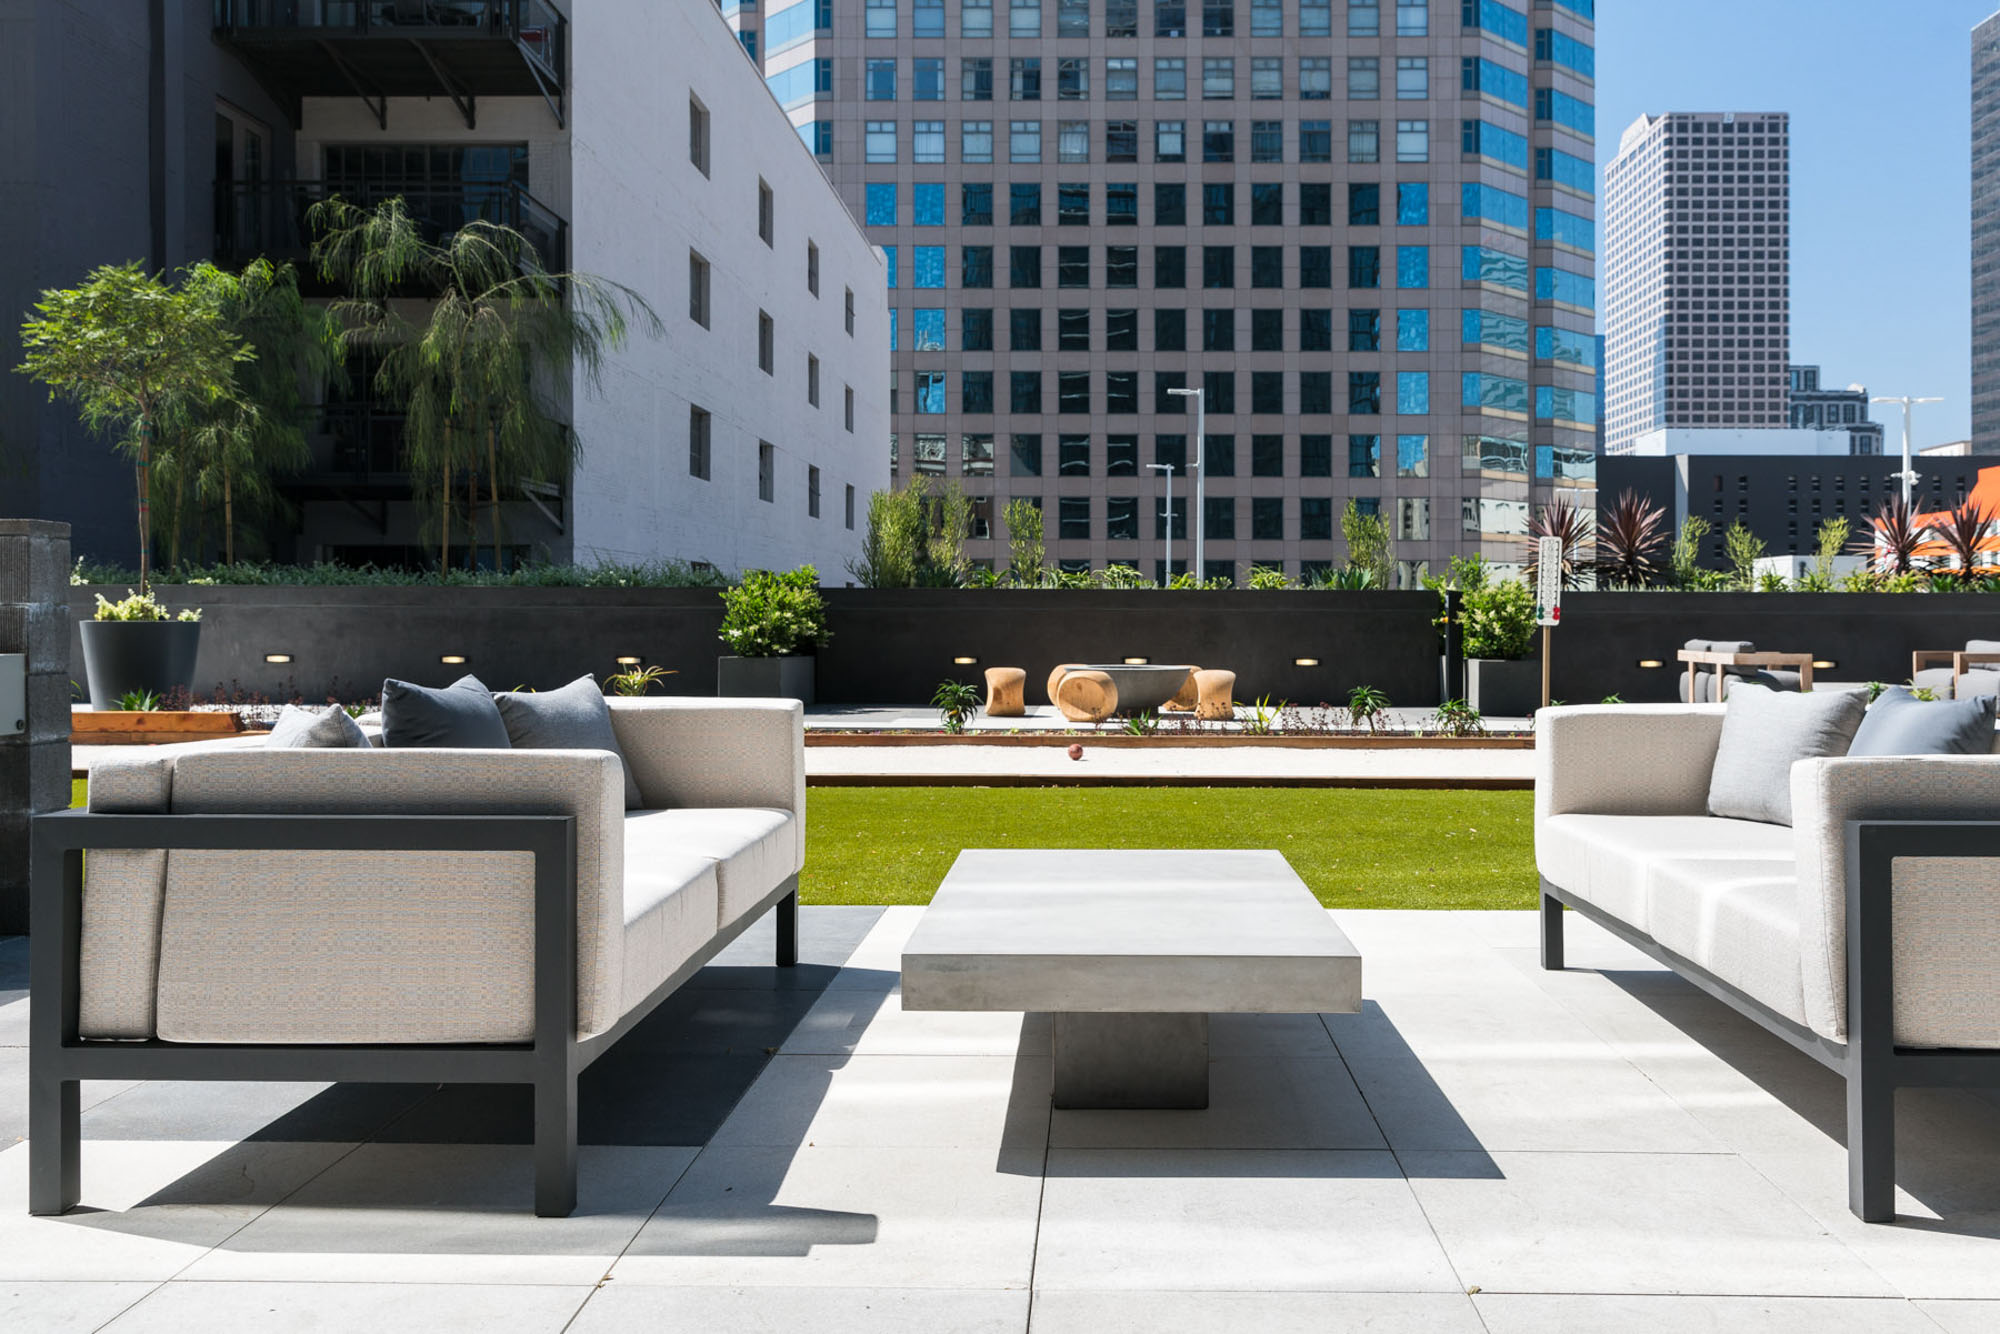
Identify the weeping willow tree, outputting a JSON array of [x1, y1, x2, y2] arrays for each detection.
[[308, 196, 664, 571], [157, 259, 345, 565]]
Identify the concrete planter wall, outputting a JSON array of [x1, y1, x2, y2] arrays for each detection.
[[1464, 658, 1541, 718], [717, 655, 815, 703]]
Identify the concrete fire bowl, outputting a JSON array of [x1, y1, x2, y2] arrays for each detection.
[[1074, 664, 1198, 714]]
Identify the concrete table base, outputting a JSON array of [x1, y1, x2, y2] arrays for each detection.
[[1052, 1012, 1209, 1109]]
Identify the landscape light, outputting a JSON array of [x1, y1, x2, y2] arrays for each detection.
[[1813, 660, 1837, 670], [1123, 656, 1150, 665], [1294, 657, 1320, 668], [263, 653, 293, 664], [440, 654, 468, 665], [614, 655, 643, 666], [953, 655, 978, 665], [1636, 659, 1664, 669]]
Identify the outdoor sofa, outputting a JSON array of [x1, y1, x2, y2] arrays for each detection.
[[30, 696, 805, 1218], [1535, 703, 2000, 1221]]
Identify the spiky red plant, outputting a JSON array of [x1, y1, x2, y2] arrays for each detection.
[[1524, 496, 1596, 590], [1928, 499, 1997, 579], [1861, 495, 1924, 575], [1594, 489, 1667, 588]]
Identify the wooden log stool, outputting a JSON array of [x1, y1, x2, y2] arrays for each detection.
[[1193, 669, 1237, 721], [983, 667, 1027, 718], [1046, 663, 1085, 706], [1055, 669, 1119, 723], [1161, 667, 1201, 713]]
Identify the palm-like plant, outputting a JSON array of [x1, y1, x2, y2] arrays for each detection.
[[1524, 497, 1595, 591], [1860, 495, 1925, 576], [1928, 499, 1997, 580], [1594, 489, 1667, 588], [309, 196, 664, 572]]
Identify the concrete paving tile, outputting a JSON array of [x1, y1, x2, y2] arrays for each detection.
[[78, 1080, 431, 1144], [1033, 1149, 1459, 1293], [780, 986, 1050, 1058], [710, 1054, 1051, 1152], [1346, 1052, 1724, 1154], [570, 1284, 1031, 1333], [1049, 1057, 1384, 1151], [1403, 1150, 1900, 1297], [0, 996, 26, 1048], [1326, 991, 1635, 1063], [0, 1047, 142, 1144], [1028, 1290, 1485, 1333], [1919, 1300, 2000, 1333], [178, 1144, 693, 1285], [823, 905, 925, 987], [0, 1281, 154, 1333], [1474, 1294, 1944, 1332], [614, 1144, 1042, 1290], [705, 905, 886, 974], [1207, 1011, 1339, 1057], [100, 1281, 593, 1332], [0, 1139, 354, 1281], [609, 984, 830, 1055]]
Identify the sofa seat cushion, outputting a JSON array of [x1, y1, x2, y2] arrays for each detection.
[[1646, 860, 1807, 1026], [1538, 814, 1795, 933], [618, 825, 722, 1020], [624, 807, 800, 929]]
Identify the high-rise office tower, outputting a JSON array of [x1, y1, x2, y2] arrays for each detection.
[[734, 0, 1600, 583], [1602, 111, 1791, 456], [1974, 11, 2000, 453]]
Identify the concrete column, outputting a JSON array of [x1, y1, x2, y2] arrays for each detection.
[[0, 519, 72, 933]]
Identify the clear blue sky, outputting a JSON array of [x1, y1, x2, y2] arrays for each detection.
[[1596, 1, 1995, 447]]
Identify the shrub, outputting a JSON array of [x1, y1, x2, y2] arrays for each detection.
[[1460, 580, 1536, 660], [718, 567, 831, 658], [93, 589, 200, 622]]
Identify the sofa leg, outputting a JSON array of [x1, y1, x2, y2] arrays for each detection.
[[1539, 884, 1565, 971], [28, 1072, 79, 1216], [533, 1068, 578, 1219], [776, 883, 799, 968], [1847, 1061, 1896, 1223]]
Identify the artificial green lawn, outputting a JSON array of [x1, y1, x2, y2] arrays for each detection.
[[68, 779, 1536, 910], [802, 787, 1536, 910]]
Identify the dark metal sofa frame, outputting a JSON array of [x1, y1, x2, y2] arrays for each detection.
[[1541, 819, 2000, 1223], [30, 809, 799, 1219]]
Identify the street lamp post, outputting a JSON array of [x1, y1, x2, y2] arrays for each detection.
[[1146, 462, 1176, 582], [1869, 394, 1945, 509], [1167, 386, 1205, 577]]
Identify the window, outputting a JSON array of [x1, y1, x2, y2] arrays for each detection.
[[1396, 0, 1428, 35], [1536, 206, 1594, 252], [807, 354, 821, 405], [1011, 307, 1042, 349], [1296, 120, 1331, 163], [1203, 120, 1235, 162], [913, 307, 945, 349], [1300, 371, 1333, 414], [846, 484, 856, 530], [1251, 307, 1283, 351], [845, 385, 856, 431], [1059, 497, 1091, 541], [1204, 374, 1236, 416], [1349, 434, 1380, 477], [962, 184, 994, 227], [1535, 266, 1594, 310], [963, 58, 994, 101], [688, 404, 711, 480], [1106, 182, 1139, 225], [1396, 56, 1428, 100], [1397, 181, 1428, 225], [1107, 308, 1140, 350], [1395, 120, 1428, 162], [1301, 496, 1333, 540], [1300, 57, 1331, 100], [866, 0, 897, 33], [1462, 244, 1528, 290], [1106, 0, 1140, 35], [1201, 182, 1235, 227], [1348, 119, 1379, 163], [1350, 371, 1382, 415], [1535, 386, 1597, 424], [758, 442, 776, 502], [963, 307, 994, 349], [1011, 0, 1042, 36], [1301, 0, 1332, 33], [1107, 57, 1139, 100], [1462, 0, 1528, 46], [1058, 246, 1090, 287], [915, 0, 946, 33], [1535, 146, 1594, 196], [1300, 246, 1333, 287], [1058, 57, 1089, 100], [1104, 496, 1139, 542], [806, 241, 820, 296], [1156, 245, 1187, 288], [963, 245, 994, 288], [866, 59, 897, 101], [963, 0, 995, 35], [1252, 0, 1283, 34], [1462, 119, 1529, 170], [845, 288, 855, 336], [916, 370, 947, 413], [1463, 56, 1528, 109], [1396, 245, 1428, 289], [1059, 371, 1091, 413], [1349, 57, 1379, 100], [808, 465, 822, 518], [1535, 87, 1595, 138], [1349, 245, 1380, 288], [1251, 183, 1283, 227], [1106, 121, 1139, 162], [1155, 308, 1187, 351], [1250, 497, 1283, 542], [963, 371, 994, 412], [1155, 58, 1187, 101], [865, 182, 897, 228], [1204, 307, 1236, 351], [1010, 246, 1042, 288], [1058, 0, 1091, 34], [1349, 308, 1380, 350], [1011, 58, 1042, 101], [914, 246, 945, 288], [1011, 434, 1044, 476], [1349, 183, 1380, 226], [1301, 309, 1334, 350], [1465, 182, 1529, 230], [1397, 498, 1429, 541], [1535, 27, 1595, 78], [757, 182, 773, 245], [1011, 182, 1042, 224], [1251, 371, 1282, 413], [757, 310, 775, 373], [914, 433, 945, 474], [1252, 58, 1283, 100], [1058, 120, 1090, 162], [1204, 57, 1235, 100], [1202, 246, 1234, 288], [1157, 0, 1188, 35], [1397, 308, 1429, 351], [688, 251, 711, 327], [1107, 372, 1140, 413], [1107, 245, 1139, 286], [1251, 121, 1283, 162], [689, 95, 710, 175], [1156, 120, 1186, 162], [865, 121, 897, 163], [1203, 0, 1235, 34], [1349, 0, 1380, 35], [1156, 370, 1189, 413], [1396, 372, 1429, 414], [962, 120, 995, 162], [1010, 120, 1042, 161]]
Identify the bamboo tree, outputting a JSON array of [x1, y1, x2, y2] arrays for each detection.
[[16, 262, 251, 588], [309, 196, 663, 572]]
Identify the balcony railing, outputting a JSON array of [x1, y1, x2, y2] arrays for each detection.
[[215, 179, 567, 276]]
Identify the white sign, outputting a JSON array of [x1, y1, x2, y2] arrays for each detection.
[[1535, 536, 1564, 627]]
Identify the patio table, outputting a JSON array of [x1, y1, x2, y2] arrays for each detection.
[[900, 849, 1361, 1109]]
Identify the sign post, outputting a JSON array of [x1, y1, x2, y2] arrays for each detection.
[[1535, 536, 1564, 711]]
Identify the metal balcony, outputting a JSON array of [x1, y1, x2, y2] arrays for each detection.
[[212, 0, 567, 129], [214, 179, 567, 276]]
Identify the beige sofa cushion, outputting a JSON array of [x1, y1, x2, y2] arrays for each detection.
[[1645, 860, 1807, 1027], [1537, 813, 1793, 933], [608, 698, 805, 867], [79, 751, 177, 1039], [620, 819, 723, 1018], [623, 807, 801, 929]]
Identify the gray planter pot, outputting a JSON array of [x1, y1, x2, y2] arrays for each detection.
[[1464, 657, 1541, 719], [717, 655, 815, 704], [79, 620, 202, 711]]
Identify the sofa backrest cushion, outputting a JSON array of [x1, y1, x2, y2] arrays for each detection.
[[1535, 705, 1726, 821], [1707, 684, 1865, 826], [1967, 640, 2000, 653], [380, 674, 511, 749], [1849, 685, 1999, 758], [267, 703, 371, 749], [496, 675, 643, 810]]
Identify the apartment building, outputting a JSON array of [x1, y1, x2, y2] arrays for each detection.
[[1, 1, 887, 578], [1603, 111, 1791, 457], [1974, 10, 2000, 453], [731, 0, 1600, 583], [1787, 364, 1883, 457]]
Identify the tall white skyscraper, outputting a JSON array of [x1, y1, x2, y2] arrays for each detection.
[[1603, 111, 1791, 456]]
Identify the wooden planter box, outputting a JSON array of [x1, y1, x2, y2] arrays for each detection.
[[71, 711, 249, 746]]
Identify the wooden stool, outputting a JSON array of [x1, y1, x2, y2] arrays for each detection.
[[1193, 669, 1236, 721], [1046, 662, 1085, 706], [1162, 667, 1201, 712], [1056, 669, 1119, 723], [984, 667, 1026, 717]]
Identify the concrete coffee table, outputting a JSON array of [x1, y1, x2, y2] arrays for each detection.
[[900, 849, 1362, 1109]]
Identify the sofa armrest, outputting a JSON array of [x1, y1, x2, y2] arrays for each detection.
[[607, 696, 805, 832], [1844, 818, 2000, 1052], [1535, 704, 1726, 822]]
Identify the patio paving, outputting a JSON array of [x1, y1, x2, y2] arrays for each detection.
[[2, 905, 1998, 1331]]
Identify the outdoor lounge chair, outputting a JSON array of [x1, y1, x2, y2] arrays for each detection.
[[1676, 638, 1811, 702], [1910, 641, 2000, 699]]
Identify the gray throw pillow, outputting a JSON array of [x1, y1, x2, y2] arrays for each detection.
[[266, 703, 370, 749], [1706, 684, 1866, 826], [1849, 685, 1999, 757], [494, 675, 643, 809], [380, 674, 511, 750]]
